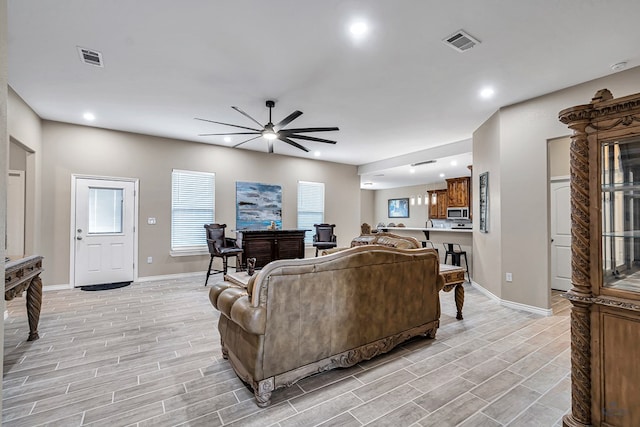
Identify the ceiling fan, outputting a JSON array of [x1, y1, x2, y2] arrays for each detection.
[[195, 100, 339, 154]]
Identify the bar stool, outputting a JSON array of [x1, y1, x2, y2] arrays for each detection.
[[443, 242, 470, 281], [422, 241, 440, 258]]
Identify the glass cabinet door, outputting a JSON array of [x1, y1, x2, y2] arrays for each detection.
[[601, 136, 640, 293]]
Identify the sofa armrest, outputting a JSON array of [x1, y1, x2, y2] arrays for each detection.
[[209, 283, 266, 335], [436, 273, 445, 292]]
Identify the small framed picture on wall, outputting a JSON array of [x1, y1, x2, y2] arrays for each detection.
[[388, 198, 410, 218]]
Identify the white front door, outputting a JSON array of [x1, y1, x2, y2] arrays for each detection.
[[73, 177, 136, 287], [551, 179, 571, 291]]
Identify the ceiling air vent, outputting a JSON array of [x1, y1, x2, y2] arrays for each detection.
[[411, 160, 436, 167], [442, 30, 480, 52], [77, 46, 104, 67]]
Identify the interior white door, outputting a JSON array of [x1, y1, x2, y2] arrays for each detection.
[[551, 180, 572, 291], [7, 170, 26, 256], [74, 178, 135, 287]]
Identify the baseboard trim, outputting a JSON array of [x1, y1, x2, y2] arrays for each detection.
[[136, 271, 207, 283], [43, 271, 210, 290], [44, 284, 73, 291], [470, 281, 553, 317], [470, 280, 500, 302], [502, 299, 553, 317]]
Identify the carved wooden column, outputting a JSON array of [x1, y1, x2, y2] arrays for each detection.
[[560, 111, 593, 427]]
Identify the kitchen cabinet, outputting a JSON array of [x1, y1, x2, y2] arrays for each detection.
[[446, 177, 470, 208], [559, 88, 640, 427], [428, 190, 448, 219]]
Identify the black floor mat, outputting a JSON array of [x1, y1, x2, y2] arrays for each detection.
[[80, 281, 132, 291]]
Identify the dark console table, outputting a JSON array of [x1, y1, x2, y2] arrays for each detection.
[[235, 229, 308, 269], [5, 255, 44, 341]]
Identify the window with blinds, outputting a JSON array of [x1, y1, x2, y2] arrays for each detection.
[[171, 170, 215, 254], [297, 181, 325, 244]]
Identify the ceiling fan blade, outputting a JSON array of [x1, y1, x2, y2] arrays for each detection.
[[279, 127, 339, 133], [233, 135, 261, 148], [275, 110, 303, 130], [285, 134, 337, 144], [231, 106, 264, 128], [194, 117, 261, 132], [268, 140, 274, 154], [198, 132, 260, 136], [278, 136, 310, 152]]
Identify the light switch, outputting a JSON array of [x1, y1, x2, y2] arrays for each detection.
[[147, 217, 156, 225]]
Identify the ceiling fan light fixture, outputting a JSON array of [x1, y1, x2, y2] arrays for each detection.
[[262, 131, 278, 140], [262, 124, 278, 140]]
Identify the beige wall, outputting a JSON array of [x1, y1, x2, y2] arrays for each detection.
[[373, 185, 429, 228], [1, 0, 8, 409], [8, 88, 42, 255], [472, 111, 502, 297], [40, 121, 360, 285], [360, 189, 375, 228], [473, 65, 640, 310], [9, 139, 27, 171], [549, 136, 570, 178]]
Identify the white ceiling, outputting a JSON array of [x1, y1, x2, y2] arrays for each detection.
[[7, 1, 640, 189]]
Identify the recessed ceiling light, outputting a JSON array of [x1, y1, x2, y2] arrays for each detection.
[[349, 21, 368, 37], [409, 168, 416, 174], [83, 112, 95, 121], [439, 173, 445, 178], [223, 137, 231, 143], [450, 160, 458, 166], [314, 151, 321, 157], [480, 87, 495, 99]]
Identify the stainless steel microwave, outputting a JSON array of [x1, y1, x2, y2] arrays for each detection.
[[447, 207, 469, 220]]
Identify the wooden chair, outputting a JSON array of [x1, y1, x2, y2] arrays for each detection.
[[204, 224, 243, 286], [312, 223, 337, 256]]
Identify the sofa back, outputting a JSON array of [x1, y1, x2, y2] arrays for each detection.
[[249, 246, 442, 378], [350, 232, 421, 249]]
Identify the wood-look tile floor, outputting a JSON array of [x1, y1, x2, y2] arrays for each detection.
[[3, 276, 572, 426]]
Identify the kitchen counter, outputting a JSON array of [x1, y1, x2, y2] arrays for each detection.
[[381, 226, 473, 237], [379, 227, 473, 277]]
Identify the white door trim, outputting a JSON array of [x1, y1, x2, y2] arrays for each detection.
[[70, 174, 139, 288], [550, 178, 571, 291]]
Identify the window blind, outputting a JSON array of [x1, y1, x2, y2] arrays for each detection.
[[297, 181, 324, 244], [171, 170, 215, 252]]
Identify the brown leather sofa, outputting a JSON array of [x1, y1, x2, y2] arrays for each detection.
[[209, 245, 444, 407]]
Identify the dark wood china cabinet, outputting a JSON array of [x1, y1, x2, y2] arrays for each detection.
[[559, 89, 640, 427]]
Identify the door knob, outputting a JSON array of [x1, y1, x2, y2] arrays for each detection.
[[76, 236, 83, 240]]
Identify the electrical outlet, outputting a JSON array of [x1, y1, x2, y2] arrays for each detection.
[[147, 256, 153, 264], [147, 217, 156, 225], [506, 272, 513, 282]]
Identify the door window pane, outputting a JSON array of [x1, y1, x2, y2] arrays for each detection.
[[88, 187, 123, 234]]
